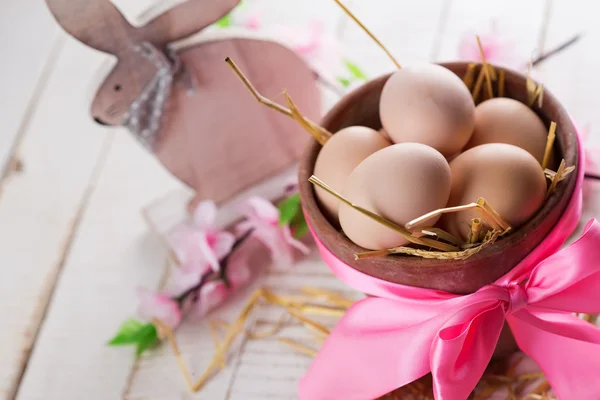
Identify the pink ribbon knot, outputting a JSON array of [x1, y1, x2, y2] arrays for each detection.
[[300, 220, 600, 400], [505, 284, 528, 314]]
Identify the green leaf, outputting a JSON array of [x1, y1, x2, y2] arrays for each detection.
[[336, 76, 352, 88], [215, 13, 232, 28], [291, 213, 309, 239], [278, 193, 301, 226], [344, 59, 368, 81], [107, 319, 145, 345], [135, 324, 159, 357]]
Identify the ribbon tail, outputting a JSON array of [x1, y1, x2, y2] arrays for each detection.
[[509, 310, 600, 399], [299, 297, 446, 400], [431, 299, 506, 400]]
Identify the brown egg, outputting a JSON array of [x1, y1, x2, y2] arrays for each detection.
[[465, 98, 549, 163], [313, 126, 391, 223], [339, 143, 451, 250], [379, 64, 475, 157], [438, 143, 547, 241]]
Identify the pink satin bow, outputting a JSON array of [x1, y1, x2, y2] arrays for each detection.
[[300, 220, 600, 400], [300, 130, 600, 399]]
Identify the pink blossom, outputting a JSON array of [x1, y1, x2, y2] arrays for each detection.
[[194, 256, 252, 317], [168, 200, 235, 273], [237, 196, 309, 268], [137, 288, 181, 329], [458, 23, 523, 70], [165, 262, 208, 297], [243, 14, 261, 30]]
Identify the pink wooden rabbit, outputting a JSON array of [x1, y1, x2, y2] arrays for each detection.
[[44, 0, 321, 205]]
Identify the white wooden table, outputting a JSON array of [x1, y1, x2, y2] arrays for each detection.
[[2, 1, 600, 399]]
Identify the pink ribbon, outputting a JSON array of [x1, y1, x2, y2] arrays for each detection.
[[299, 131, 600, 399]]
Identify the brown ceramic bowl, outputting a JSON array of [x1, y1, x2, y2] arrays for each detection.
[[299, 62, 578, 295]]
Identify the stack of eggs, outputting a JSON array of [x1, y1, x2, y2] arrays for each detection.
[[314, 64, 550, 250]]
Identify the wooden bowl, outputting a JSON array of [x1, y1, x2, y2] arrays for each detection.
[[299, 62, 578, 295]]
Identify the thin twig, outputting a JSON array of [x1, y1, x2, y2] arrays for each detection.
[[542, 122, 557, 169], [532, 33, 582, 67]]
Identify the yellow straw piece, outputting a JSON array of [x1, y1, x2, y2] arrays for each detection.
[[294, 304, 346, 317], [278, 337, 318, 357], [463, 63, 477, 91], [333, 0, 401, 69], [309, 175, 458, 252], [546, 159, 566, 198], [287, 308, 330, 337], [542, 122, 557, 169], [498, 69, 505, 97], [468, 218, 482, 244], [284, 91, 330, 145], [418, 227, 463, 246], [471, 65, 486, 101], [300, 286, 354, 309], [225, 57, 331, 144], [208, 321, 226, 369], [476, 35, 494, 98]]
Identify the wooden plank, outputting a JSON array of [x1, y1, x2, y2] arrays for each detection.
[[14, 128, 182, 399], [0, 36, 120, 399], [0, 0, 60, 179]]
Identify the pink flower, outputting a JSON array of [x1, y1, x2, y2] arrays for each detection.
[[169, 201, 235, 273], [137, 288, 181, 329], [237, 196, 309, 268], [194, 256, 252, 317], [243, 14, 261, 30], [166, 262, 208, 297], [458, 23, 523, 70]]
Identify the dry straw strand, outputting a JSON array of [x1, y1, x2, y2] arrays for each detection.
[[225, 57, 331, 145], [498, 69, 505, 97], [287, 308, 330, 337], [472, 64, 487, 101], [546, 159, 566, 198], [544, 165, 575, 182], [300, 286, 354, 309], [208, 320, 226, 368], [333, 0, 401, 69], [284, 91, 330, 145], [309, 175, 458, 251], [419, 227, 464, 246], [476, 35, 494, 98], [405, 198, 510, 234], [463, 63, 477, 91], [153, 318, 196, 391], [469, 218, 482, 244], [355, 230, 501, 261], [478, 198, 511, 232], [542, 122, 557, 169], [279, 337, 318, 357]]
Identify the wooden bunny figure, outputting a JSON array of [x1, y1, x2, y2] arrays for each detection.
[[44, 0, 321, 205]]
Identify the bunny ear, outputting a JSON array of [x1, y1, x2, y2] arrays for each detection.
[[141, 0, 240, 45], [45, 0, 134, 54]]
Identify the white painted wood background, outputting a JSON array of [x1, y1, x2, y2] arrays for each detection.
[[1, 0, 599, 399]]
